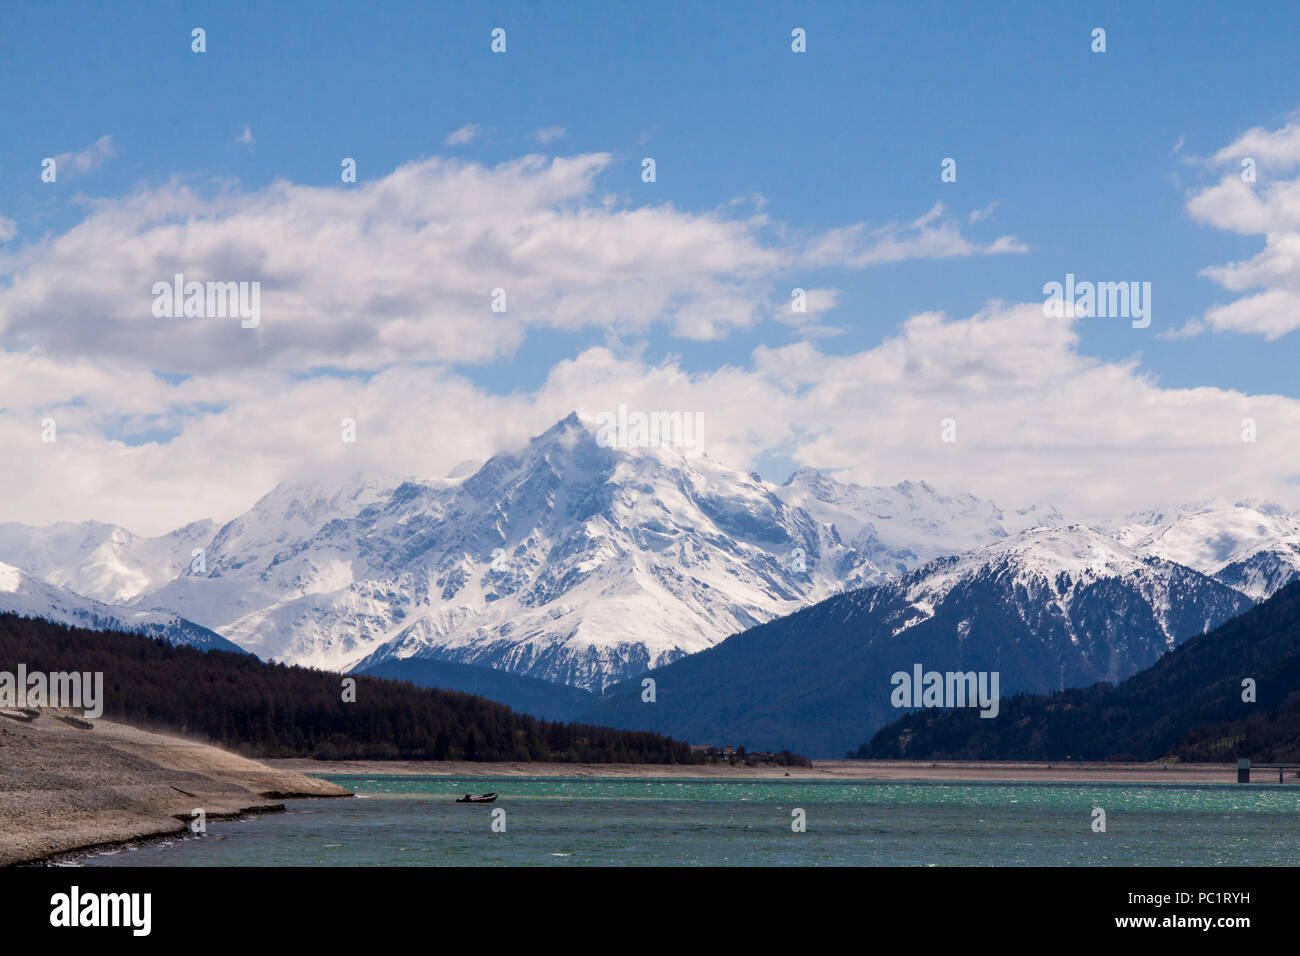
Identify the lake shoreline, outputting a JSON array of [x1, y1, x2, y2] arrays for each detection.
[[25, 805, 289, 867], [0, 711, 352, 867], [7, 718, 1284, 869], [81, 768, 1300, 868], [268, 757, 1270, 785]]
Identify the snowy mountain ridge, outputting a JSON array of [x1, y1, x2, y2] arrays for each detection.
[[0, 414, 1294, 690], [0, 560, 241, 652]]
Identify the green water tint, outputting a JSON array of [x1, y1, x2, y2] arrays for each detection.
[[80, 776, 1300, 867], [332, 775, 1300, 814]]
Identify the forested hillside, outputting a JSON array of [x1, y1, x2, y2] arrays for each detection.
[[0, 613, 701, 763], [856, 582, 1300, 761]]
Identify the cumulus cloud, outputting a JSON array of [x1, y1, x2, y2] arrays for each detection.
[[0, 153, 1022, 372], [566, 304, 1300, 519], [1, 301, 1295, 535], [772, 286, 844, 337], [1208, 118, 1300, 170], [1187, 116, 1300, 339], [0, 146, 1111, 533], [3, 138, 1287, 538], [1201, 289, 1300, 340]]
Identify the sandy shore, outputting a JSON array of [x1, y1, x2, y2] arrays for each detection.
[[0, 709, 351, 866], [268, 757, 1269, 784]]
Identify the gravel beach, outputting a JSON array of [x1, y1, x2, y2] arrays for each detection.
[[0, 709, 351, 866]]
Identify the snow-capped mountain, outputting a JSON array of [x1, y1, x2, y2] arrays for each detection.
[[1108, 501, 1300, 600], [0, 518, 217, 605], [133, 473, 409, 665], [0, 561, 241, 651], [117, 414, 1054, 689], [890, 524, 1255, 681], [583, 524, 1255, 756], [775, 468, 1062, 575], [3, 413, 1295, 699], [139, 415, 891, 686]]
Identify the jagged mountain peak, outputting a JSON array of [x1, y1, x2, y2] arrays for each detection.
[[0, 560, 239, 652], [5, 413, 1294, 693]]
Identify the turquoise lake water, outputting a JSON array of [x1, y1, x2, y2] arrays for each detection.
[[80, 776, 1300, 866]]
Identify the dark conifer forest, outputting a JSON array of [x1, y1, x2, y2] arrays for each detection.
[[0, 613, 703, 763], [856, 582, 1300, 762]]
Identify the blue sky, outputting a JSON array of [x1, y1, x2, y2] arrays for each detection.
[[1, 0, 1298, 531]]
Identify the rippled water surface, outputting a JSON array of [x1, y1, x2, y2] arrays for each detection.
[[81, 775, 1300, 866]]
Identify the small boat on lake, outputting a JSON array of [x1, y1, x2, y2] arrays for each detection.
[[456, 793, 498, 803]]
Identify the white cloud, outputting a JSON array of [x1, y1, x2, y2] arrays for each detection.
[[1, 301, 1295, 535], [1157, 318, 1207, 340], [0, 147, 1058, 533], [535, 126, 566, 144], [773, 286, 843, 336], [51, 135, 116, 177], [0, 153, 1022, 372], [1201, 289, 1300, 340], [802, 203, 1027, 268], [445, 123, 481, 146], [1209, 117, 1300, 171], [1187, 115, 1300, 339], [234, 125, 254, 147], [0, 217, 15, 243]]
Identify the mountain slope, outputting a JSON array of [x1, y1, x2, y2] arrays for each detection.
[[857, 581, 1300, 761], [350, 415, 886, 688], [136, 473, 404, 665], [581, 525, 1253, 756], [359, 658, 597, 723], [130, 414, 1042, 689], [0, 561, 241, 652], [1110, 501, 1300, 600], [12, 417, 1294, 710], [0, 518, 217, 605], [776, 469, 1061, 575]]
